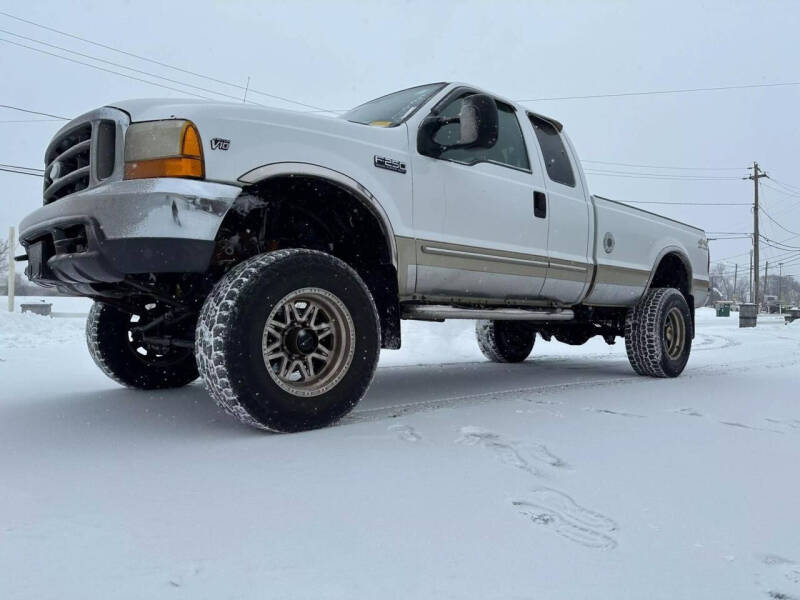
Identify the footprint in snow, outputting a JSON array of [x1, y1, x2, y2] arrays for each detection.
[[584, 407, 646, 418], [456, 426, 568, 474], [756, 553, 800, 599], [457, 427, 616, 550], [675, 407, 704, 417], [766, 418, 800, 431], [388, 424, 421, 442], [512, 488, 618, 551], [720, 421, 782, 433]]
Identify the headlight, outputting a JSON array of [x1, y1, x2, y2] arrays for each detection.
[[124, 119, 204, 180]]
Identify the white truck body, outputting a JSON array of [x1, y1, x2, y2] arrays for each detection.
[[30, 82, 704, 309], [17, 81, 711, 432]]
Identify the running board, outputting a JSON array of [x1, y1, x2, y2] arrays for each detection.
[[401, 305, 574, 322]]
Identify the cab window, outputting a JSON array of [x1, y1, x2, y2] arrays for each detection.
[[432, 95, 530, 171], [529, 114, 575, 187]]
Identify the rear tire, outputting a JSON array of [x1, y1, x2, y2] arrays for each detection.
[[625, 288, 692, 377], [195, 249, 380, 432], [86, 302, 199, 390], [476, 320, 535, 363]]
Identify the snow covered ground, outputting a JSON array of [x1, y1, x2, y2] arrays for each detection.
[[1, 301, 799, 599]]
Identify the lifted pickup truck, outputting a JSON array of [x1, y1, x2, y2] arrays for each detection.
[[19, 82, 710, 432]]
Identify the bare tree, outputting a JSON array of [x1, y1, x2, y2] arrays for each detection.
[[0, 238, 9, 279], [712, 263, 732, 300]]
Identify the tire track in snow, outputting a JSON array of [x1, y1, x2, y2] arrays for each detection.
[[350, 342, 800, 425]]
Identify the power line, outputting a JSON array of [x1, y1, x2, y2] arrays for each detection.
[[0, 166, 43, 177], [0, 162, 43, 172], [0, 10, 330, 112], [584, 167, 741, 180], [0, 118, 64, 123], [760, 234, 800, 251], [768, 177, 800, 195], [0, 103, 68, 120], [581, 159, 746, 171], [516, 81, 800, 102], [762, 181, 800, 198], [0, 28, 265, 106], [583, 170, 742, 182], [759, 205, 800, 237], [0, 37, 218, 100]]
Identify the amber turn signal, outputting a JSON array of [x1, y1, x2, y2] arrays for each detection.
[[124, 120, 205, 180]]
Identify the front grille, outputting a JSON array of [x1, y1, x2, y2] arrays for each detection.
[[43, 117, 118, 205]]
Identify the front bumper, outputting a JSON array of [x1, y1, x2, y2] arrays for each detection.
[[19, 178, 241, 288]]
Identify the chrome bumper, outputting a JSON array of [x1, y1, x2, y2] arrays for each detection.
[[20, 178, 241, 242], [19, 178, 242, 287]]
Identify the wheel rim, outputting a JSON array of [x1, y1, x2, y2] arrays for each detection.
[[663, 307, 686, 360], [126, 303, 193, 367], [262, 287, 356, 397]]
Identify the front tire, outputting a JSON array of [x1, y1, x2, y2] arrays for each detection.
[[625, 288, 692, 377], [195, 249, 380, 432], [86, 302, 199, 390], [476, 320, 536, 363]]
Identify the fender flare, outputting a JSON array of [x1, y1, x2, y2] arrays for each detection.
[[643, 245, 693, 294], [238, 161, 398, 267]]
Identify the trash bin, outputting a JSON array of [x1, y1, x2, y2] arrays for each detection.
[[716, 302, 731, 317], [739, 303, 757, 328]]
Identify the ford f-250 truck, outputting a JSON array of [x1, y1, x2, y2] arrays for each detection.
[[18, 82, 710, 432]]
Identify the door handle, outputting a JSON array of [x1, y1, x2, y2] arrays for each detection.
[[534, 191, 547, 218]]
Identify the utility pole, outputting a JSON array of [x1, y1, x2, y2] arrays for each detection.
[[749, 250, 753, 302], [746, 162, 768, 310], [733, 264, 738, 302]]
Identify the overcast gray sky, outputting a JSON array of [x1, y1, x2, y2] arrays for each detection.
[[2, 0, 799, 276]]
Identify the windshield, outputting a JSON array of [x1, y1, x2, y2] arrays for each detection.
[[343, 82, 446, 127]]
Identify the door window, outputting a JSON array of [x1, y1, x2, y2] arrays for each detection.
[[432, 95, 530, 171], [528, 114, 575, 187]]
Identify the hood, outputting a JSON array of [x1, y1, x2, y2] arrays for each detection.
[[108, 97, 339, 125]]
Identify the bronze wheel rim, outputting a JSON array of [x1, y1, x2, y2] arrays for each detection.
[[261, 287, 355, 397], [663, 307, 686, 360]]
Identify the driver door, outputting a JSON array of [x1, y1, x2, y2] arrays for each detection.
[[410, 92, 550, 301]]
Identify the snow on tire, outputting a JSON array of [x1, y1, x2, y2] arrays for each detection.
[[195, 249, 381, 432], [475, 320, 536, 363], [624, 287, 692, 378]]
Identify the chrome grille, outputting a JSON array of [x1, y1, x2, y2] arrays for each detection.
[[42, 114, 120, 205]]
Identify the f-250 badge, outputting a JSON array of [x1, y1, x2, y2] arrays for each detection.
[[374, 155, 406, 174], [210, 138, 230, 151]]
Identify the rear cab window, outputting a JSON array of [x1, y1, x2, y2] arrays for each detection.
[[528, 114, 576, 187]]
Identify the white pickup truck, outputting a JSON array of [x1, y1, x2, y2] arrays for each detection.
[[19, 82, 710, 432]]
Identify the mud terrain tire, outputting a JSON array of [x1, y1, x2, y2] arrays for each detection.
[[476, 320, 536, 363], [625, 287, 692, 377], [195, 249, 380, 432], [86, 302, 199, 390]]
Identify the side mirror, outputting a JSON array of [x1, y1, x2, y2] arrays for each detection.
[[458, 94, 498, 148], [417, 93, 499, 158]]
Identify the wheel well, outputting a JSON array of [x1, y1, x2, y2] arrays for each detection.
[[650, 252, 690, 299], [649, 252, 694, 335], [212, 175, 400, 349]]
